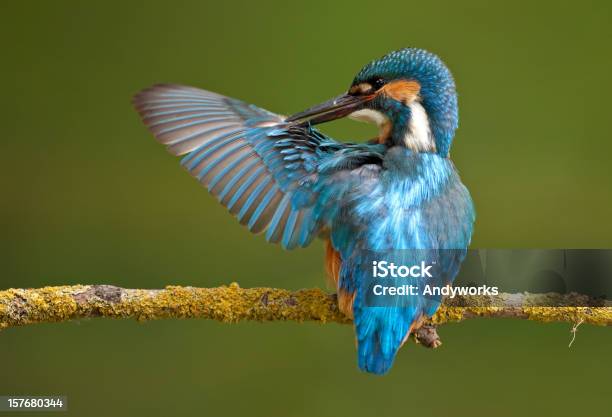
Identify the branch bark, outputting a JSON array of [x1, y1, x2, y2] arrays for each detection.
[[1, 284, 610, 332]]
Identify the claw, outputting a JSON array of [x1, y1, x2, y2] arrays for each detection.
[[414, 324, 442, 349]]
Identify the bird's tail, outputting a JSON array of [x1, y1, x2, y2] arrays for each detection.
[[340, 249, 446, 375], [355, 306, 421, 375]]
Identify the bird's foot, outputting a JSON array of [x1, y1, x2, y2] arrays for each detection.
[[414, 324, 442, 349]]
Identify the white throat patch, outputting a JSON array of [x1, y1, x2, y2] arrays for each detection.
[[404, 102, 435, 152], [348, 109, 390, 141], [349, 104, 436, 151], [349, 109, 389, 127]]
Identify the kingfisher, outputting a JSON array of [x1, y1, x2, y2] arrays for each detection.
[[133, 48, 475, 375]]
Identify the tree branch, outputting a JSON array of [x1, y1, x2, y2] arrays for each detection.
[[1, 284, 610, 332]]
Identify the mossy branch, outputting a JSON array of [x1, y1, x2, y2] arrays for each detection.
[[1, 284, 610, 333]]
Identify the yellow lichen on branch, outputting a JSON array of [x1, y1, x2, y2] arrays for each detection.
[[0, 284, 351, 330], [0, 284, 610, 331]]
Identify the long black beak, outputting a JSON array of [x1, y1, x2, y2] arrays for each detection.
[[285, 92, 373, 126]]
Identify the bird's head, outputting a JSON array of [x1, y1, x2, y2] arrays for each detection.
[[286, 48, 458, 156]]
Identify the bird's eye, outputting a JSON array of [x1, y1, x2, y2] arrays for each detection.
[[372, 78, 386, 90]]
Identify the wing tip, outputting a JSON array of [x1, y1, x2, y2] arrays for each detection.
[[131, 83, 187, 108]]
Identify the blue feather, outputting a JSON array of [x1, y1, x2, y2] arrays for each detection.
[[281, 209, 299, 247], [266, 194, 290, 242], [247, 184, 279, 229], [237, 176, 272, 221], [218, 158, 260, 201], [196, 142, 248, 181], [182, 131, 242, 169], [227, 165, 266, 210], [208, 151, 254, 190]]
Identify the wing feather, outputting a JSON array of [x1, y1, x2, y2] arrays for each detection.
[[133, 84, 384, 249]]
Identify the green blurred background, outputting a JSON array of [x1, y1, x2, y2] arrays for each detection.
[[1, 1, 611, 416]]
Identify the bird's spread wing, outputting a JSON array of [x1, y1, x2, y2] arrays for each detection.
[[133, 84, 385, 249]]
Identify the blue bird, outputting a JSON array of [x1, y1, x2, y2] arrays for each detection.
[[133, 48, 475, 375]]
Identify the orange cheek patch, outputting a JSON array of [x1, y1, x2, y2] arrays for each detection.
[[381, 80, 421, 104]]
